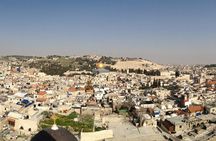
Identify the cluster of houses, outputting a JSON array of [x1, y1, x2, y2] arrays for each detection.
[[0, 58, 216, 141]]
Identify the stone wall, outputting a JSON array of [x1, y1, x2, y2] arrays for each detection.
[[80, 130, 113, 141]]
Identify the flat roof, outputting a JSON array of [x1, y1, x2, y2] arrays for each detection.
[[167, 116, 185, 125]]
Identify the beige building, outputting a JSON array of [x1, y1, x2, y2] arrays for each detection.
[[14, 119, 38, 135], [161, 116, 189, 133], [141, 114, 157, 127], [206, 105, 216, 114]]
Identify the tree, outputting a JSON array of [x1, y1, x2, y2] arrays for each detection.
[[175, 70, 180, 78]]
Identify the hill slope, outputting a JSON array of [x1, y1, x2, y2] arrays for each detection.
[[110, 59, 164, 70]]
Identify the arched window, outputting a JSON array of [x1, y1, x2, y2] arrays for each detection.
[[20, 126, 24, 130], [28, 128, 31, 132]]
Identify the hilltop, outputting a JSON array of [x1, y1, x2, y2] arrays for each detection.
[[110, 58, 164, 71]]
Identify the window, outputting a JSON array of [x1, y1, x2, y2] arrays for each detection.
[[179, 125, 182, 128], [20, 126, 24, 130]]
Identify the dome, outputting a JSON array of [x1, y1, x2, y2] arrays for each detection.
[[31, 126, 78, 141], [96, 63, 104, 69]]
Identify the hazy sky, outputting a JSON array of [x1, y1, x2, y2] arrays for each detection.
[[0, 0, 216, 64]]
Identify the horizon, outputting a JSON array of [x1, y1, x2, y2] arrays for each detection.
[[1, 54, 214, 66], [0, 0, 216, 64]]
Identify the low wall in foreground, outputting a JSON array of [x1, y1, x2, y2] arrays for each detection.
[[80, 130, 113, 141]]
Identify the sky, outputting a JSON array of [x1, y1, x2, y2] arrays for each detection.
[[0, 0, 216, 64]]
